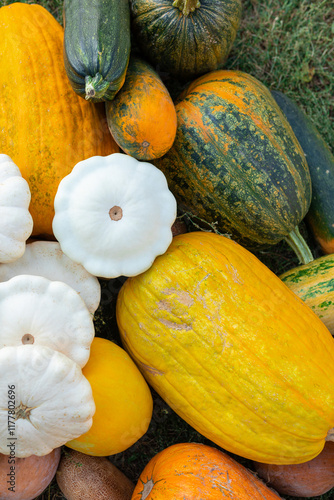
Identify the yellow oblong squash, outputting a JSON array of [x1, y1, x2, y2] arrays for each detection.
[[116, 231, 334, 465], [66, 337, 153, 457], [0, 3, 118, 236]]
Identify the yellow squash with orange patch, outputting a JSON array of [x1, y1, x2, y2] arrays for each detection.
[[0, 3, 118, 236], [116, 232, 334, 465]]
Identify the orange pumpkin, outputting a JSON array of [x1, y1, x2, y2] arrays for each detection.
[[66, 337, 153, 457], [0, 3, 118, 237], [131, 442, 281, 499], [105, 57, 177, 160], [0, 448, 61, 500]]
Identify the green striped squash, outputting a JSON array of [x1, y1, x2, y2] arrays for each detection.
[[280, 254, 334, 336], [154, 70, 313, 263]]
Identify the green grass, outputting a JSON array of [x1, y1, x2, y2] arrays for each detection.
[[2, 0, 333, 498], [226, 0, 334, 151]]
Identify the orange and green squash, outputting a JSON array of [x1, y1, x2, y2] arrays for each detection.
[[0, 3, 118, 237], [154, 70, 313, 263], [130, 0, 242, 80], [66, 337, 153, 457], [105, 57, 177, 160], [280, 253, 334, 335], [131, 442, 282, 499], [63, 0, 131, 102], [272, 90, 334, 254], [116, 231, 334, 465]]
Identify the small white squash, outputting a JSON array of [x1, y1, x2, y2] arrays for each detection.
[[52, 153, 177, 278], [0, 240, 101, 314], [0, 344, 95, 457], [0, 154, 33, 263], [0, 274, 95, 367]]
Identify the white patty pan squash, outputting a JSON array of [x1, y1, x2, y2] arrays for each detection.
[[0, 275, 95, 368], [0, 154, 33, 263], [52, 153, 177, 278], [0, 240, 101, 314], [0, 344, 95, 457]]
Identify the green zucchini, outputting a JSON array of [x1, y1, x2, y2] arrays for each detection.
[[272, 90, 334, 254], [63, 0, 131, 102]]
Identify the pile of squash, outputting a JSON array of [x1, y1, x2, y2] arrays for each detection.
[[0, 1, 334, 499]]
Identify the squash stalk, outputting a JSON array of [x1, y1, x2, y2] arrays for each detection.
[[85, 74, 111, 101], [172, 0, 200, 16], [284, 226, 314, 265]]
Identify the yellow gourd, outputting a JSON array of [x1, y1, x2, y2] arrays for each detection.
[[66, 337, 153, 456], [116, 231, 334, 465]]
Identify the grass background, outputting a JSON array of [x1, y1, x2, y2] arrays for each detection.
[[2, 0, 334, 498]]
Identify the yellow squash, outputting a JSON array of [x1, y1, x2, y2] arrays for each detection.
[[116, 231, 334, 464], [66, 337, 153, 457], [0, 3, 118, 236]]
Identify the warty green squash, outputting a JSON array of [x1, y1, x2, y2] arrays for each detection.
[[130, 0, 242, 80], [63, 0, 131, 102], [116, 231, 334, 465], [154, 70, 313, 263]]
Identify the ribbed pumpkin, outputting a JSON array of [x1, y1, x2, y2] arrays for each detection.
[[131, 443, 282, 499], [0, 3, 118, 237], [105, 57, 177, 160], [280, 254, 334, 335], [116, 231, 334, 464], [130, 0, 242, 80], [154, 70, 313, 263]]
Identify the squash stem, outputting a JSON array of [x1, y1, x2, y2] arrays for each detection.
[[284, 225, 314, 265], [85, 73, 110, 101], [172, 0, 201, 16]]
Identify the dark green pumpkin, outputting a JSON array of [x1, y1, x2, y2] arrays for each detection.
[[272, 90, 334, 255], [280, 254, 334, 336], [154, 70, 313, 263], [130, 0, 242, 80], [63, 0, 131, 102]]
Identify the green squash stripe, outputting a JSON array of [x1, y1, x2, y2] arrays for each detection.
[[156, 73, 310, 246]]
